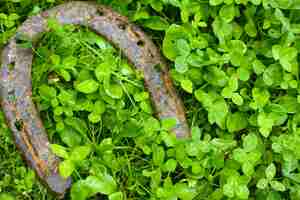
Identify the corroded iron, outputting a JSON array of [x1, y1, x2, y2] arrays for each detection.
[[0, 1, 190, 197]]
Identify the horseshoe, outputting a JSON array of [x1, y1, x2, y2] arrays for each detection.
[[0, 1, 190, 198]]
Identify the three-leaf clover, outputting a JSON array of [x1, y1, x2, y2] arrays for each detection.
[[0, 13, 19, 28], [272, 45, 298, 73], [223, 173, 250, 199], [50, 55, 78, 82], [257, 163, 286, 192], [232, 133, 261, 176], [51, 144, 91, 178]]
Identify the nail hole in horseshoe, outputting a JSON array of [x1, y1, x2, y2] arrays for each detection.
[[137, 40, 144, 47], [15, 119, 24, 131], [118, 23, 127, 30], [8, 94, 16, 102], [8, 61, 15, 70], [154, 64, 162, 72], [16, 37, 25, 44], [97, 9, 105, 16], [149, 51, 154, 58], [7, 90, 16, 102]]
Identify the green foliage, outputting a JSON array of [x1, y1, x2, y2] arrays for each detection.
[[1, 0, 300, 199]]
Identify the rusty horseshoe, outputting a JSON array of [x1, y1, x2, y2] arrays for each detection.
[[0, 1, 190, 198]]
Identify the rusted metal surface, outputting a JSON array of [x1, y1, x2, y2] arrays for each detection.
[[0, 1, 190, 197]]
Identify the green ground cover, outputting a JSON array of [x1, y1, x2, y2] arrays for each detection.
[[1, 0, 300, 199]]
